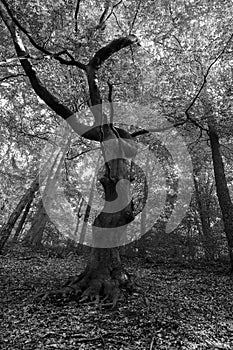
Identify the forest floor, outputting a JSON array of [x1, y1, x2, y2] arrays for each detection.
[[0, 246, 233, 350]]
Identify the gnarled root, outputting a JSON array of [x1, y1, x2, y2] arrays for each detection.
[[38, 266, 134, 308]]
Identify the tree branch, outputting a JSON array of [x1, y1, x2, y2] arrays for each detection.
[[0, 3, 140, 144], [89, 35, 140, 69], [0, 0, 86, 70], [87, 35, 139, 125], [17, 129, 50, 142], [0, 5, 98, 140], [94, 0, 123, 31], [0, 73, 25, 82], [107, 81, 114, 125], [74, 0, 81, 33], [185, 32, 233, 130], [95, 0, 111, 30], [129, 0, 142, 34], [131, 121, 186, 137], [66, 147, 100, 160], [13, 34, 73, 119]]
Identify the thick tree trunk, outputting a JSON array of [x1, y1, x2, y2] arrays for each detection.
[[47, 155, 135, 305], [62, 247, 126, 306], [209, 123, 233, 271], [0, 177, 39, 252]]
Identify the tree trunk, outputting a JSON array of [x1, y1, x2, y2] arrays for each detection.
[[12, 195, 34, 243], [49, 154, 135, 306], [74, 197, 84, 238], [193, 173, 215, 261], [79, 155, 100, 245], [0, 177, 39, 252], [25, 140, 69, 247], [23, 199, 48, 246], [140, 151, 150, 236], [208, 123, 233, 271]]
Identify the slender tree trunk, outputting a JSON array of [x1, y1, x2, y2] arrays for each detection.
[[140, 152, 150, 236], [193, 174, 215, 261], [208, 122, 233, 271], [79, 155, 100, 245], [0, 177, 39, 252], [25, 138, 70, 246], [74, 197, 84, 238], [23, 199, 48, 246], [12, 195, 34, 243]]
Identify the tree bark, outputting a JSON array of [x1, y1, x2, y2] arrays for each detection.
[[24, 199, 48, 246], [208, 122, 233, 270], [79, 155, 101, 245], [25, 136, 69, 246], [74, 197, 84, 239], [193, 173, 215, 261], [0, 177, 39, 252], [12, 195, 34, 243]]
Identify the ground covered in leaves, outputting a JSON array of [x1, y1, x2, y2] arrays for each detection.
[[1, 247, 233, 349]]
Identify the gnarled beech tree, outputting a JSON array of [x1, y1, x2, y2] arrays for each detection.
[[0, 1, 139, 305]]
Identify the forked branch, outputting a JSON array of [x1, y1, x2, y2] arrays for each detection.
[[87, 35, 139, 125], [0, 0, 86, 70], [0, 0, 140, 141]]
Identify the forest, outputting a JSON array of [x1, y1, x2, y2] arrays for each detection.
[[0, 0, 233, 349]]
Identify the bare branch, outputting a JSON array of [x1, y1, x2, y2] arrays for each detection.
[[188, 129, 203, 147], [17, 129, 50, 142], [95, 0, 111, 30], [0, 73, 25, 82], [0, 54, 45, 66], [129, 0, 142, 34], [74, 0, 81, 33], [66, 147, 100, 160], [131, 121, 186, 137], [112, 11, 124, 33], [107, 81, 114, 125], [96, 0, 123, 30]]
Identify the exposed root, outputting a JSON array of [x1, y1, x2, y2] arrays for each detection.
[[37, 266, 134, 308]]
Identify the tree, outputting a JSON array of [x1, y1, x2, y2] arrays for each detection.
[[0, 0, 139, 304], [207, 112, 233, 271], [193, 167, 215, 261], [12, 189, 34, 243], [0, 176, 39, 252], [1, 0, 233, 303], [23, 198, 48, 246]]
